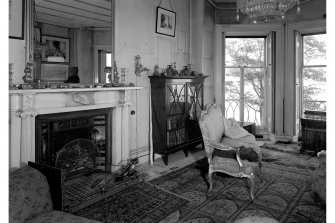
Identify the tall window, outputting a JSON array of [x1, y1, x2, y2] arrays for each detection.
[[302, 34, 326, 111], [225, 37, 265, 125]]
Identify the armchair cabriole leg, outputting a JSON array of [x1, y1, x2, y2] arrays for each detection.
[[208, 169, 213, 192], [246, 173, 255, 201]]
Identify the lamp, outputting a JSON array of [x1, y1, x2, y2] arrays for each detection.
[[236, 0, 301, 23]]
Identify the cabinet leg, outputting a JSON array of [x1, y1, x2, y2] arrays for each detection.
[[183, 148, 189, 157], [162, 155, 168, 166]]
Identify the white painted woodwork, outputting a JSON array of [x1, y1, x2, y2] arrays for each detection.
[[9, 87, 142, 170]]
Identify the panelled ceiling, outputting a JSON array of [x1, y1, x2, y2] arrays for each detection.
[[211, 0, 310, 8], [34, 0, 311, 28], [34, 0, 112, 28]]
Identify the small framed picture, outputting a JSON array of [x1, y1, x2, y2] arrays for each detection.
[[155, 7, 176, 37], [41, 63, 69, 81], [41, 35, 70, 63]]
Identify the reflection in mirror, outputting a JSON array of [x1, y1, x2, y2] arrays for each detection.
[[33, 0, 113, 85]]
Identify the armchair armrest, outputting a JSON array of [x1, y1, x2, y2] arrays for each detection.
[[206, 140, 237, 151]]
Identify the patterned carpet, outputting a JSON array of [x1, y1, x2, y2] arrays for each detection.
[[73, 182, 188, 223], [149, 158, 326, 223]]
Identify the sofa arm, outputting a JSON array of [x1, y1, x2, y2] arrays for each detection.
[[9, 166, 53, 223], [28, 161, 64, 211]]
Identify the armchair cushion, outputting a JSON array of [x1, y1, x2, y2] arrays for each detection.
[[223, 118, 250, 139], [9, 166, 53, 223], [211, 156, 257, 175], [221, 135, 262, 162]]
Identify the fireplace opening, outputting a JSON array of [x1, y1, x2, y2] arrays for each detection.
[[35, 109, 112, 179]]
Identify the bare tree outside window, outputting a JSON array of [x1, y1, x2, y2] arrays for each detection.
[[225, 38, 265, 125], [302, 34, 327, 112]]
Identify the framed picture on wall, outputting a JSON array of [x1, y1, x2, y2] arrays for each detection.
[[41, 63, 69, 81], [41, 35, 70, 63], [9, 0, 25, 39], [155, 7, 176, 37]]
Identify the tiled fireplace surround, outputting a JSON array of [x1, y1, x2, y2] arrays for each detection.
[[9, 87, 141, 170]]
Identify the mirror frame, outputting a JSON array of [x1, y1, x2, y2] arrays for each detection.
[[27, 0, 115, 84]]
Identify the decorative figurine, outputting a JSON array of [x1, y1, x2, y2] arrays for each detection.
[[152, 65, 160, 76], [181, 65, 190, 76], [134, 55, 149, 77], [112, 60, 120, 87], [121, 68, 126, 85], [22, 62, 34, 84], [9, 63, 13, 86]]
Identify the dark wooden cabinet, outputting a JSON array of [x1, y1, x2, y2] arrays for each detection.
[[149, 76, 207, 165], [301, 111, 326, 154]]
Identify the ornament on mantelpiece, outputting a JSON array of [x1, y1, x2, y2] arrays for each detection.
[[104, 66, 112, 83], [112, 60, 121, 87], [120, 68, 126, 85], [152, 65, 160, 76], [134, 55, 149, 77], [22, 62, 34, 84], [9, 63, 13, 86]]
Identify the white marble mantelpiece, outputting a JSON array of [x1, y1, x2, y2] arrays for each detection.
[[9, 87, 142, 170]]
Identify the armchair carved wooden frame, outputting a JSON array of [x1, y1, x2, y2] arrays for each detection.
[[199, 104, 260, 201]]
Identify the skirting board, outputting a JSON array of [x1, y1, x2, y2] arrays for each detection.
[[130, 147, 150, 165], [269, 133, 294, 143]]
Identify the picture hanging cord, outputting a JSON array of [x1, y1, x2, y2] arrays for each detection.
[[158, 0, 174, 11]]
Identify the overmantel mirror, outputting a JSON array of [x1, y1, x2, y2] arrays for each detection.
[[31, 0, 114, 85]]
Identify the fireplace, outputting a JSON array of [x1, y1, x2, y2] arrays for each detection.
[[9, 87, 141, 170], [35, 109, 112, 178]]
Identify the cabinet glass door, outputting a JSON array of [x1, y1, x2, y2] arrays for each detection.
[[186, 82, 203, 140], [166, 83, 186, 148]]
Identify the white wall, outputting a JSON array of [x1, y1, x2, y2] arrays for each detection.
[[9, 39, 25, 84], [114, 0, 191, 161]]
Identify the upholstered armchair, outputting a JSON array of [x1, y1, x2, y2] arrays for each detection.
[[199, 104, 263, 200]]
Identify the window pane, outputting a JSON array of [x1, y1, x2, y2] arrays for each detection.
[[225, 68, 241, 99], [244, 68, 264, 125], [303, 67, 326, 111], [225, 38, 264, 67], [303, 34, 326, 66], [225, 68, 241, 120], [106, 53, 112, 67]]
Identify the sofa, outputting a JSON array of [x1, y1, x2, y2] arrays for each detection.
[[9, 164, 100, 223], [312, 150, 326, 203]]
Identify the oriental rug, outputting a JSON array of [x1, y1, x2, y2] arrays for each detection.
[[73, 181, 189, 223], [149, 158, 326, 223]]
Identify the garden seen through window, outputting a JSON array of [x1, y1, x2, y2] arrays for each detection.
[[225, 37, 265, 126], [302, 34, 326, 112]]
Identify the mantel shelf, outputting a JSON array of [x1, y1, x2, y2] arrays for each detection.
[[9, 86, 143, 94]]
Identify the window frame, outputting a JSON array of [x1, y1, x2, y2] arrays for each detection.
[[301, 33, 327, 112], [224, 37, 266, 125]]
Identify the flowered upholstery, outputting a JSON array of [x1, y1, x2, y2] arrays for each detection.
[[9, 166, 53, 223], [9, 165, 101, 223]]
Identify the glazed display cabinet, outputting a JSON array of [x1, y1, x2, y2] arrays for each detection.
[[149, 76, 207, 165]]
